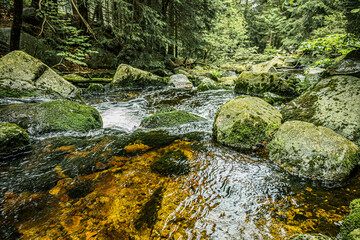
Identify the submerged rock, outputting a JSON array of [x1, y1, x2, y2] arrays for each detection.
[[268, 121, 359, 182], [169, 74, 193, 89], [111, 64, 169, 88], [0, 51, 78, 98], [0, 122, 30, 158], [197, 78, 227, 91], [281, 75, 360, 146], [213, 96, 282, 150], [0, 99, 103, 134], [234, 71, 297, 97], [151, 150, 190, 177], [141, 110, 205, 128]]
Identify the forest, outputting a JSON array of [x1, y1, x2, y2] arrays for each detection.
[[0, 0, 360, 239], [1, 0, 359, 69]]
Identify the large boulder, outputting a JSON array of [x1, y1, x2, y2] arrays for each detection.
[[213, 96, 282, 149], [0, 51, 78, 98], [328, 50, 360, 78], [268, 121, 359, 182], [169, 74, 193, 89], [111, 64, 169, 88], [281, 75, 360, 146], [0, 100, 102, 134], [0, 122, 30, 158], [141, 110, 205, 128], [0, 28, 61, 66], [234, 71, 297, 97]]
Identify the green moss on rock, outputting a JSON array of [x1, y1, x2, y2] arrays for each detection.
[[234, 71, 297, 97], [0, 100, 103, 134], [281, 75, 360, 146], [141, 110, 205, 128], [213, 96, 282, 150], [268, 121, 360, 182], [111, 64, 169, 88], [0, 122, 30, 158], [197, 78, 228, 91], [341, 199, 360, 240]]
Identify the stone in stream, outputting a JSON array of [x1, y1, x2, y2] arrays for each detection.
[[281, 75, 360, 146], [83, 83, 105, 93], [234, 71, 298, 97], [0, 51, 79, 98], [339, 199, 360, 240], [111, 64, 169, 88], [151, 150, 190, 177], [0, 99, 103, 134], [140, 110, 205, 128], [169, 74, 193, 89], [218, 76, 237, 87], [268, 121, 359, 182], [197, 78, 228, 91], [0, 122, 30, 158], [290, 234, 332, 240], [213, 96, 282, 150]]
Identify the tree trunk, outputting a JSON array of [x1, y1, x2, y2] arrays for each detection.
[[10, 0, 23, 51]]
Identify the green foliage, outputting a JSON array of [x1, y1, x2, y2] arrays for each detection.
[[36, 0, 95, 67], [211, 69, 223, 80], [298, 33, 360, 66]]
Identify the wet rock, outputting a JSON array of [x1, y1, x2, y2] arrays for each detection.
[[268, 121, 359, 182], [213, 96, 282, 150], [0, 51, 78, 98], [305, 68, 326, 86], [170, 74, 193, 89], [340, 199, 360, 240], [252, 56, 296, 73], [111, 64, 169, 88], [328, 50, 360, 77], [234, 71, 297, 97], [83, 83, 105, 93], [197, 78, 227, 91], [140, 110, 205, 128], [281, 75, 360, 146], [0, 122, 30, 158], [0, 99, 103, 134], [262, 92, 285, 105], [151, 150, 190, 177], [218, 76, 237, 87]]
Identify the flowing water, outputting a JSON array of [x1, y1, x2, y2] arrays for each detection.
[[1, 88, 360, 239]]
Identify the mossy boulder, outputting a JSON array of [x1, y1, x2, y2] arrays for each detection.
[[281, 75, 360, 146], [340, 199, 360, 240], [218, 76, 237, 87], [221, 63, 248, 73], [0, 51, 79, 98], [0, 122, 30, 158], [169, 74, 193, 89], [197, 78, 227, 91], [0, 100, 103, 134], [213, 96, 282, 150], [141, 110, 205, 128], [268, 121, 359, 182], [151, 150, 190, 177], [111, 64, 169, 88], [234, 71, 297, 97]]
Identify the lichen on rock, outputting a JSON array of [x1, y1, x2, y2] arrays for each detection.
[[281, 75, 360, 146], [268, 121, 360, 182]]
